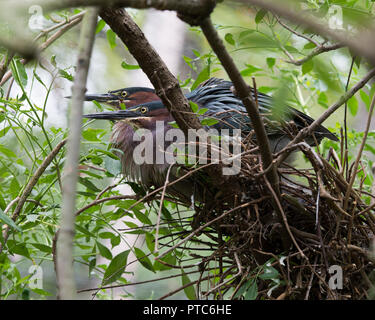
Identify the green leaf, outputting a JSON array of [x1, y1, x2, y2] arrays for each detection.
[[82, 128, 102, 141], [121, 61, 141, 70], [360, 90, 370, 110], [110, 235, 121, 248], [224, 33, 235, 46], [102, 250, 130, 285], [75, 224, 96, 238], [145, 233, 155, 253], [303, 42, 317, 50], [31, 288, 52, 296], [50, 55, 57, 68], [302, 59, 314, 75], [191, 66, 210, 91], [255, 8, 267, 24], [181, 271, 197, 300], [168, 121, 179, 129], [59, 69, 74, 81], [240, 64, 262, 77], [189, 101, 199, 113], [259, 265, 279, 280], [9, 178, 20, 199], [104, 156, 122, 176], [106, 29, 117, 49], [347, 96, 358, 116], [96, 19, 106, 34], [244, 281, 258, 300], [11, 59, 28, 87], [99, 232, 114, 239], [133, 210, 152, 225], [354, 56, 361, 69], [0, 193, 6, 211], [8, 241, 30, 258], [96, 241, 113, 260], [317, 92, 328, 108], [134, 247, 155, 272], [0, 208, 22, 232], [33, 71, 47, 89], [197, 108, 208, 115], [154, 252, 176, 271], [201, 118, 219, 126], [0, 144, 17, 158], [78, 177, 101, 192], [239, 29, 255, 40], [266, 57, 275, 69], [30, 243, 51, 253]]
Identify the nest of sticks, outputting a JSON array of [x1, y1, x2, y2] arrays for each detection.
[[158, 136, 375, 300]]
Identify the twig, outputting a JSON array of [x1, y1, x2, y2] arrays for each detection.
[[75, 195, 137, 216], [203, 252, 242, 297], [286, 44, 344, 66], [274, 67, 375, 167], [0, 139, 67, 254], [198, 17, 290, 250], [56, 8, 98, 300], [343, 92, 375, 211], [155, 201, 255, 261], [0, 14, 83, 86], [274, 14, 320, 48], [344, 57, 356, 179], [155, 164, 173, 253]]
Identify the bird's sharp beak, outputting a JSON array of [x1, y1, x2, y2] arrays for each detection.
[[83, 109, 139, 120], [84, 93, 121, 103]]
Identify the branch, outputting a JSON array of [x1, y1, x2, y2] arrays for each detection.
[[286, 43, 344, 66], [99, 7, 203, 135], [240, 0, 375, 65], [0, 139, 67, 255], [274, 15, 344, 65], [5, 0, 215, 19], [0, 36, 38, 60], [56, 8, 98, 300], [198, 17, 291, 250], [0, 14, 83, 86]]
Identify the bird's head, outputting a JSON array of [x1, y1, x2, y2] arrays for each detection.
[[84, 87, 159, 109], [83, 100, 173, 131]]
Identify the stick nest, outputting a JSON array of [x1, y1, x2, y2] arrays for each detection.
[[166, 140, 375, 300]]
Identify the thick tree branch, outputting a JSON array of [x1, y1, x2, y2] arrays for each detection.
[[4, 0, 216, 24], [56, 7, 98, 300], [198, 17, 291, 250], [99, 7, 202, 135]]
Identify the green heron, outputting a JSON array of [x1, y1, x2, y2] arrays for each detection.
[[83, 78, 338, 203]]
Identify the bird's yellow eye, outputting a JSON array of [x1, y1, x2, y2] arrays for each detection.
[[140, 106, 148, 114], [121, 91, 127, 98]]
